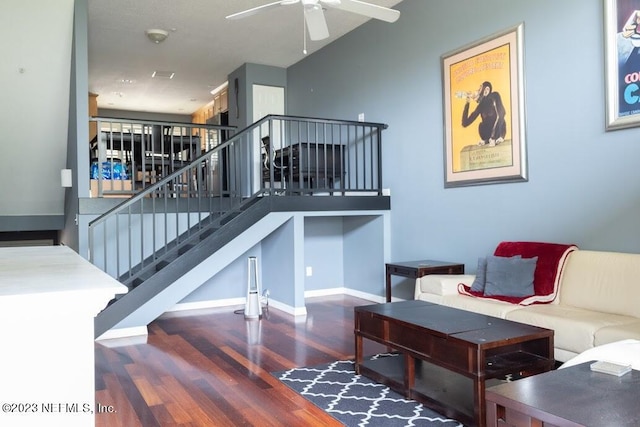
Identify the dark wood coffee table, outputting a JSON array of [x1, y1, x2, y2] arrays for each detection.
[[354, 300, 554, 427], [486, 362, 640, 426]]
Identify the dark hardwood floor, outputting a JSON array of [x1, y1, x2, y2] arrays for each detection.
[[95, 294, 386, 426]]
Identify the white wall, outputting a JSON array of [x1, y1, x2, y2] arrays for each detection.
[[0, 0, 74, 223]]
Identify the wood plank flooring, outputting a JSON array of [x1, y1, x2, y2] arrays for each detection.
[[95, 295, 386, 426]]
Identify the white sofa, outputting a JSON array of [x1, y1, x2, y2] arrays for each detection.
[[414, 245, 640, 362]]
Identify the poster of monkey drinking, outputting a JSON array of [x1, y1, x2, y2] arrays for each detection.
[[442, 24, 527, 187]]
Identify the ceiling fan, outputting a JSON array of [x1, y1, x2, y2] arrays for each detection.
[[226, 0, 400, 42]]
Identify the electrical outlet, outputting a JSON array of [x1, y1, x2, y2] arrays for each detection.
[[306, 266, 313, 277], [358, 113, 365, 122]]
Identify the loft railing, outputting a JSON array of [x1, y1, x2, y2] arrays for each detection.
[[88, 115, 388, 280], [89, 117, 235, 197]]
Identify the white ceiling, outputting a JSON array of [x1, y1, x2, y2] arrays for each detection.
[[88, 0, 403, 115]]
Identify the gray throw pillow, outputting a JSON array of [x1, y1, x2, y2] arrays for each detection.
[[484, 256, 538, 297], [470, 257, 488, 293], [470, 255, 522, 293]]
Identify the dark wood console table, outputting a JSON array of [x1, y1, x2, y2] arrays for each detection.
[[355, 301, 554, 427], [385, 260, 464, 302], [486, 362, 640, 426]]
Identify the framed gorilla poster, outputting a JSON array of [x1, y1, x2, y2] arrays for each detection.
[[441, 23, 527, 188], [604, 0, 640, 130]]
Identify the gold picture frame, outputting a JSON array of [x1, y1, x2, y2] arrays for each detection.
[[442, 23, 527, 188], [604, 0, 640, 130]]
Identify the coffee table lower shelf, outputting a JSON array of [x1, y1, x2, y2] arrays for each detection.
[[359, 354, 508, 425]]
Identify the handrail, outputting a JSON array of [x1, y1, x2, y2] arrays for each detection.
[[88, 115, 388, 282]]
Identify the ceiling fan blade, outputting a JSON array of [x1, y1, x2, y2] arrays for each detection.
[[304, 5, 330, 41], [226, 1, 292, 20], [325, 0, 400, 23]]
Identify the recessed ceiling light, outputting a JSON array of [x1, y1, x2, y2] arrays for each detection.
[[152, 71, 175, 79], [151, 71, 176, 79], [117, 79, 135, 84]]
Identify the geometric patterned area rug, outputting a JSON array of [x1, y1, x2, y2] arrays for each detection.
[[273, 353, 464, 427]]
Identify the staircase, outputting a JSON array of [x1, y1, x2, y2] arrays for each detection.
[[91, 115, 389, 338]]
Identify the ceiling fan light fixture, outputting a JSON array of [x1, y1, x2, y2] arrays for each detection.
[[227, 0, 400, 43], [145, 28, 169, 44]]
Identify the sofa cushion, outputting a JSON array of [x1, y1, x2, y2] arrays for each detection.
[[428, 293, 521, 319], [594, 321, 640, 346], [505, 304, 637, 356], [416, 274, 476, 296], [484, 256, 537, 297], [559, 250, 640, 318]]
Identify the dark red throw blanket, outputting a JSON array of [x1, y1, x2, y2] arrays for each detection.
[[458, 241, 578, 305]]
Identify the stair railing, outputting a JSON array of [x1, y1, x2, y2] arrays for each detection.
[[88, 115, 388, 282]]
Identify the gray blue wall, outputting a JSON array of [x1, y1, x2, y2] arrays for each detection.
[[286, 0, 640, 298]]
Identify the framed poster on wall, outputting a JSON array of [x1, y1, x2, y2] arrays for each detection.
[[604, 0, 640, 130], [442, 23, 527, 188]]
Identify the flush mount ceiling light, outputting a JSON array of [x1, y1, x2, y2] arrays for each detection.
[[145, 28, 169, 43]]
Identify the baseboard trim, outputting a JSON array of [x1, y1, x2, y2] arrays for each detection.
[[305, 287, 387, 303], [167, 297, 245, 312], [95, 326, 148, 342], [101, 290, 392, 339]]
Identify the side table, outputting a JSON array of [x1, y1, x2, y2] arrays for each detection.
[[485, 362, 640, 426], [385, 260, 464, 302]]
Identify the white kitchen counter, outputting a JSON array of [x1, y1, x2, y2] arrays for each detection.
[[0, 246, 126, 427]]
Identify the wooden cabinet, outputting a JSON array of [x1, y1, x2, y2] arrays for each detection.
[[192, 86, 229, 152], [191, 86, 228, 125], [216, 90, 228, 113]]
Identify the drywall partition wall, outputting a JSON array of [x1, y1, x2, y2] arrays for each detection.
[[303, 217, 345, 292], [287, 0, 640, 275], [343, 215, 388, 298], [226, 64, 287, 196], [261, 216, 304, 312], [228, 63, 287, 130], [252, 84, 286, 192], [0, 0, 74, 230], [60, 0, 89, 251]]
